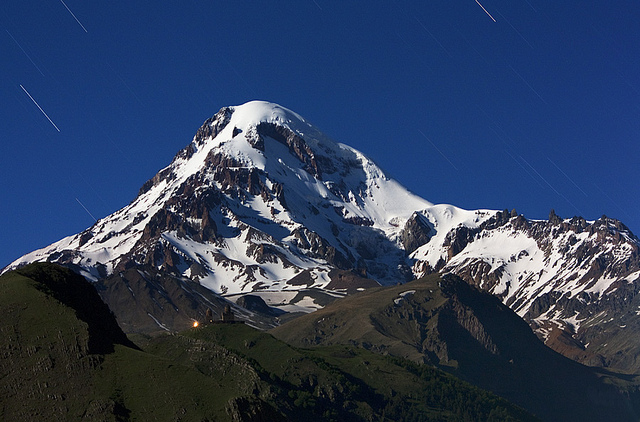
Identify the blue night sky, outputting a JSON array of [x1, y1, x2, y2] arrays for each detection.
[[1, 1, 639, 268]]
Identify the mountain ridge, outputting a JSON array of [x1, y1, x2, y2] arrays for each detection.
[[4, 100, 640, 373], [0, 262, 538, 422]]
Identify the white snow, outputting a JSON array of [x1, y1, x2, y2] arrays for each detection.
[[411, 205, 496, 270], [394, 290, 416, 305], [147, 313, 170, 332]]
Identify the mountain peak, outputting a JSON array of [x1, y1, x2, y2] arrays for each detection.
[[225, 100, 308, 126], [187, 100, 312, 164]]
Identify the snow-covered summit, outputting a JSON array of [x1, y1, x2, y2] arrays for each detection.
[[5, 101, 446, 291]]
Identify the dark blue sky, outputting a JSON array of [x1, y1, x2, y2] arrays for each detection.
[[1, 1, 639, 268]]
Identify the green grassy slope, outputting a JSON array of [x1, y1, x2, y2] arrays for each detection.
[[0, 263, 536, 421], [174, 323, 537, 421], [0, 264, 101, 420], [272, 274, 640, 422]]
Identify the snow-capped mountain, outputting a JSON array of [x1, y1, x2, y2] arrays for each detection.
[[10, 101, 442, 292], [5, 101, 640, 371], [416, 209, 640, 370]]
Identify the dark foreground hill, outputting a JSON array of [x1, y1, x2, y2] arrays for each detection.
[[272, 273, 640, 422], [1, 263, 536, 421]]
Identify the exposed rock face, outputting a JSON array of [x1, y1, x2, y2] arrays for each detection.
[[290, 227, 353, 269], [256, 122, 322, 178], [401, 212, 433, 253]]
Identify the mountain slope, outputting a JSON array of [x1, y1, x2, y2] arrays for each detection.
[[9, 101, 437, 290], [272, 273, 640, 422], [4, 101, 640, 372], [0, 263, 536, 422], [424, 209, 640, 371]]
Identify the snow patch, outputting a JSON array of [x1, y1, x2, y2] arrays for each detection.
[[394, 290, 416, 305]]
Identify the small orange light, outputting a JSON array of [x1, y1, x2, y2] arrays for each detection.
[[193, 321, 199, 328]]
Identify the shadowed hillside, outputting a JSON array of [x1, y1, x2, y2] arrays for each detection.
[[272, 273, 640, 422], [0, 263, 536, 421]]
